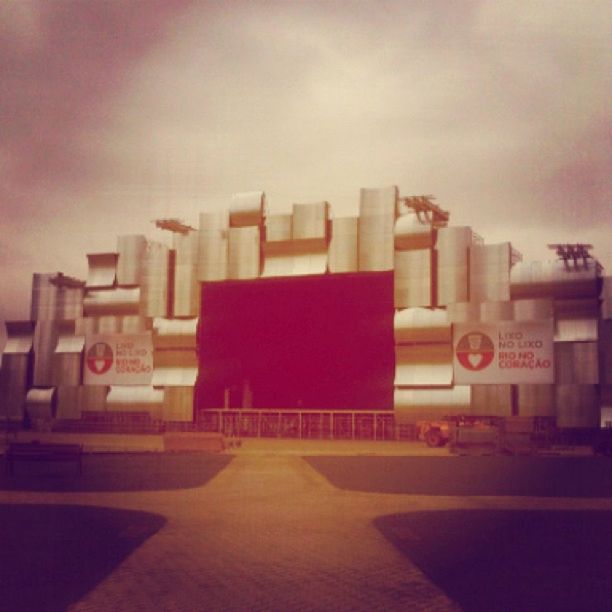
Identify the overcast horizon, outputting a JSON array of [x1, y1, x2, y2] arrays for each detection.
[[1, 0, 610, 333]]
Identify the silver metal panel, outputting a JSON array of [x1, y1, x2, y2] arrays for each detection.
[[25, 387, 56, 423], [154, 349, 198, 369], [518, 384, 555, 417], [470, 384, 512, 416], [96, 316, 121, 335], [600, 320, 612, 385], [445, 302, 480, 323], [31, 277, 84, 320], [153, 318, 197, 350], [555, 384, 599, 428], [394, 386, 471, 423], [513, 299, 553, 321], [106, 385, 164, 418], [437, 265, 469, 307], [56, 386, 82, 420], [394, 250, 432, 308], [33, 320, 59, 386], [480, 301, 514, 322], [292, 202, 329, 241], [86, 253, 117, 289], [0, 353, 30, 421], [142, 240, 170, 317], [511, 259, 600, 300], [173, 230, 200, 316], [358, 186, 397, 272], [554, 342, 599, 384], [30, 273, 58, 320], [328, 217, 358, 273], [394, 212, 433, 251], [435, 227, 472, 306], [197, 211, 229, 281], [116, 235, 147, 287], [602, 276, 612, 319], [262, 239, 327, 278], [394, 344, 453, 386], [554, 298, 599, 342], [121, 316, 150, 334], [52, 353, 82, 386], [228, 226, 261, 280], [469, 242, 511, 303], [3, 321, 34, 354], [80, 385, 108, 412], [52, 321, 84, 386], [83, 288, 141, 317], [230, 191, 266, 227], [163, 386, 194, 422], [436, 226, 472, 266], [152, 367, 198, 386], [394, 308, 451, 344], [265, 214, 292, 242]]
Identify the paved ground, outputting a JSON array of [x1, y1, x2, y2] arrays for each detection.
[[2, 446, 612, 611]]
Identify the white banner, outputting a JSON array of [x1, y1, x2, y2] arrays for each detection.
[[84, 334, 153, 385], [453, 321, 554, 384]]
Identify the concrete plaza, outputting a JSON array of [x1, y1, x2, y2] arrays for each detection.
[[2, 440, 612, 611]]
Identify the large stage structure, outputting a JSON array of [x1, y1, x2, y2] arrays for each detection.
[[1, 186, 611, 438]]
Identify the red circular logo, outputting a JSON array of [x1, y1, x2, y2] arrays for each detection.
[[86, 342, 114, 375], [456, 332, 495, 371]]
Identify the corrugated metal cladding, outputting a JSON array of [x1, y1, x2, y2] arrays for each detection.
[[554, 298, 599, 342], [469, 242, 511, 302], [602, 277, 612, 319], [518, 384, 555, 417], [25, 387, 56, 423], [76, 315, 150, 336], [83, 288, 141, 317], [471, 385, 512, 416], [511, 259, 599, 299], [394, 308, 451, 344], [228, 227, 260, 280], [261, 203, 329, 278], [394, 387, 471, 423], [436, 226, 472, 306], [394, 212, 433, 250], [198, 211, 229, 281], [554, 342, 599, 384], [446, 301, 480, 323], [33, 320, 58, 386], [394, 250, 431, 308], [152, 318, 197, 349], [116, 235, 147, 286], [358, 186, 397, 272], [513, 299, 553, 321], [229, 191, 265, 227], [142, 242, 169, 317], [556, 385, 599, 428], [173, 230, 200, 316], [163, 386, 194, 422], [31, 273, 83, 321], [86, 253, 117, 289], [328, 217, 358, 273], [106, 385, 164, 418], [0, 322, 33, 421], [56, 385, 108, 420], [52, 320, 84, 386], [480, 301, 514, 322], [394, 344, 453, 386], [600, 320, 612, 386]]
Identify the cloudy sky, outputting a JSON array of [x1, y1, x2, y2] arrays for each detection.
[[1, 0, 610, 328]]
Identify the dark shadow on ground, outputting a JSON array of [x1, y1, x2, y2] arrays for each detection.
[[0, 504, 166, 612], [305, 456, 612, 497], [0, 453, 232, 492], [375, 510, 612, 612]]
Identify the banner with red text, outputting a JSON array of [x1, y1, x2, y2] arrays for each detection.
[[453, 321, 554, 384], [84, 334, 153, 385]]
